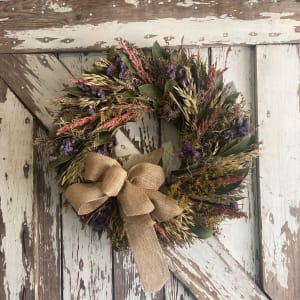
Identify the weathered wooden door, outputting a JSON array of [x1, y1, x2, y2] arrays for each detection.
[[0, 2, 299, 300]]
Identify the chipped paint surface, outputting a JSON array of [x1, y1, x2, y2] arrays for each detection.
[[164, 239, 268, 300], [177, 0, 210, 7], [0, 54, 72, 129], [257, 44, 300, 299], [0, 88, 34, 299], [3, 13, 300, 52], [46, 2, 73, 13], [124, 0, 140, 8]]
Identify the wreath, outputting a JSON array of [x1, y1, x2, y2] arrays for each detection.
[[49, 40, 257, 292]]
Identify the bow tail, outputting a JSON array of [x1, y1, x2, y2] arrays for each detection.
[[121, 213, 170, 293]]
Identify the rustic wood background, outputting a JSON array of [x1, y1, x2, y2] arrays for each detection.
[[0, 1, 300, 300]]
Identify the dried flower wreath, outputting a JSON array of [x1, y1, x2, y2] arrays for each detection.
[[49, 40, 257, 292]]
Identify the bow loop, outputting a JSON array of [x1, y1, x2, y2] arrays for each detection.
[[101, 164, 127, 197], [64, 182, 108, 215], [84, 152, 119, 182], [118, 180, 155, 217], [128, 163, 165, 190]]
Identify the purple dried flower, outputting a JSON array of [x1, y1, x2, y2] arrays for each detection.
[[88, 105, 96, 116], [181, 140, 200, 160], [166, 64, 176, 80], [112, 56, 128, 79], [49, 155, 57, 162], [237, 117, 250, 136], [59, 138, 75, 156], [229, 202, 239, 210], [97, 89, 105, 99], [176, 65, 187, 86], [97, 148, 107, 156], [237, 116, 244, 127], [106, 63, 113, 76], [224, 130, 234, 141]]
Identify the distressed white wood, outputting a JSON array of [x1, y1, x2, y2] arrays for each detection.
[[58, 52, 113, 300], [4, 14, 300, 53], [164, 239, 268, 300], [0, 54, 72, 129], [61, 205, 112, 300], [0, 87, 34, 298], [211, 46, 259, 280], [256, 44, 300, 300], [33, 123, 61, 299]]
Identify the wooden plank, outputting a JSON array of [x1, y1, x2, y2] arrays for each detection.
[[164, 238, 268, 300], [2, 1, 300, 52], [0, 84, 34, 299], [61, 207, 113, 300], [256, 44, 300, 300], [58, 52, 113, 300], [210, 46, 260, 281], [0, 54, 72, 130], [33, 120, 61, 300]]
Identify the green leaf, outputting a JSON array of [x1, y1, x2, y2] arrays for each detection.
[[220, 134, 255, 156], [63, 87, 83, 97], [138, 84, 161, 99], [171, 161, 201, 176], [163, 79, 178, 98], [93, 133, 112, 148], [192, 224, 213, 239], [49, 155, 73, 169], [215, 73, 224, 91], [48, 125, 59, 139], [122, 90, 136, 98], [152, 41, 165, 61], [117, 50, 136, 73], [223, 92, 240, 106], [215, 181, 243, 194]]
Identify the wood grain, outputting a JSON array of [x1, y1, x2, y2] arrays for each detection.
[[211, 46, 260, 281], [2, 1, 300, 52], [256, 44, 300, 300], [164, 238, 268, 300], [58, 52, 113, 300], [0, 54, 72, 130], [33, 121, 61, 300], [0, 84, 34, 299]]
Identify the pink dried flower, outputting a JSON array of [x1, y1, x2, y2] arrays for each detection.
[[119, 40, 152, 83], [95, 112, 135, 131], [56, 115, 98, 136]]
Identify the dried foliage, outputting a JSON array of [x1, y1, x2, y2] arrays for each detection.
[[48, 40, 257, 250]]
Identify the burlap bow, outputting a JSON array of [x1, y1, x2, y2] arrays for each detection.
[[64, 152, 183, 292]]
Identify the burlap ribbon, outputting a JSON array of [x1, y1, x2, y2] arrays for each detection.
[[64, 152, 183, 292]]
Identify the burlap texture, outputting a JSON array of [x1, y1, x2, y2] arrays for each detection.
[[64, 151, 183, 292]]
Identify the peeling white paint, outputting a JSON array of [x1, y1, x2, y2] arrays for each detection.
[[124, 0, 140, 7], [46, 2, 73, 13], [260, 12, 295, 19], [257, 44, 300, 294], [4, 14, 300, 52], [165, 239, 268, 299], [0, 89, 34, 299], [177, 0, 205, 7], [0, 18, 9, 22]]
